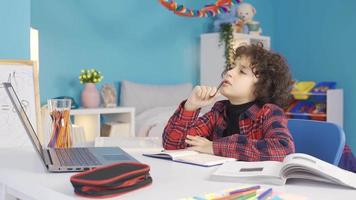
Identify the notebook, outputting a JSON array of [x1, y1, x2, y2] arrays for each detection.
[[143, 149, 235, 167]]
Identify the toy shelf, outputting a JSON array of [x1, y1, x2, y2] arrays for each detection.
[[286, 89, 343, 127], [290, 92, 327, 96], [286, 112, 326, 117]]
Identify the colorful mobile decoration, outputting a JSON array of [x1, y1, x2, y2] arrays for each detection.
[[159, 0, 242, 17]]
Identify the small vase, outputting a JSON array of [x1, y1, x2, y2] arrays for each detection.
[[81, 83, 100, 108]]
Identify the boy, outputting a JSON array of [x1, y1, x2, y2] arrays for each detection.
[[162, 44, 295, 161]]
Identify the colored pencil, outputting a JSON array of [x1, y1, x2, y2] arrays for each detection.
[[257, 188, 273, 200], [229, 185, 261, 195]]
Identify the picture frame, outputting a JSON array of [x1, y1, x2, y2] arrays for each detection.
[[100, 83, 117, 108], [0, 60, 41, 147]]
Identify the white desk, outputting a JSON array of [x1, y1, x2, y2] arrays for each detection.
[[0, 146, 355, 200]]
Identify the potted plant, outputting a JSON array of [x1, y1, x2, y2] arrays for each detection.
[[219, 23, 234, 70], [79, 69, 103, 108]]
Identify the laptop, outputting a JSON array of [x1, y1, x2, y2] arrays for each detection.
[[2, 82, 138, 172]]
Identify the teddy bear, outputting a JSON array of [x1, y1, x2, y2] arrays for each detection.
[[234, 2, 262, 35], [213, 4, 239, 32]]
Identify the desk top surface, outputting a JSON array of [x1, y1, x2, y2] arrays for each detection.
[[0, 146, 355, 200]]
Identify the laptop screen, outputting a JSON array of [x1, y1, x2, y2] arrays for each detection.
[[2, 82, 44, 160]]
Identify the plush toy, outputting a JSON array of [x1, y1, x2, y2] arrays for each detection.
[[213, 4, 239, 32], [234, 3, 262, 34]]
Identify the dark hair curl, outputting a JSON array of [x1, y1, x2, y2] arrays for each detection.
[[222, 44, 293, 108]]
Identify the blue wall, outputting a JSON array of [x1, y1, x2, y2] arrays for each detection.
[[0, 0, 30, 59], [271, 0, 356, 151], [31, 0, 211, 104]]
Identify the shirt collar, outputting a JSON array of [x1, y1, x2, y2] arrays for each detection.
[[222, 100, 261, 122]]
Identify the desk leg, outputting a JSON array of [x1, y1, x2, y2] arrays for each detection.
[[1, 185, 18, 200], [0, 183, 3, 200]]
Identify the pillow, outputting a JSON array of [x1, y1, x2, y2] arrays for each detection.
[[120, 80, 192, 115], [135, 106, 176, 137]]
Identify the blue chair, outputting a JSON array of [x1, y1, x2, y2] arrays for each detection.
[[287, 119, 345, 165]]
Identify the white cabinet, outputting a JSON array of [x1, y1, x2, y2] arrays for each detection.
[[286, 89, 343, 127], [200, 33, 270, 86], [70, 107, 135, 142]]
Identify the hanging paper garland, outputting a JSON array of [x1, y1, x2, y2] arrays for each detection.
[[159, 0, 242, 18]]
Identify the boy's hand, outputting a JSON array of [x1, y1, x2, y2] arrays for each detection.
[[185, 135, 213, 154], [184, 85, 219, 111]]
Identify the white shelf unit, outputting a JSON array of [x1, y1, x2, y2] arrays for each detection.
[[200, 33, 270, 86], [287, 89, 343, 128], [70, 107, 135, 142]]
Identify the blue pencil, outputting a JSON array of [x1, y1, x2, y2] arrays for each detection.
[[192, 196, 206, 200], [229, 185, 261, 195], [257, 188, 273, 200]]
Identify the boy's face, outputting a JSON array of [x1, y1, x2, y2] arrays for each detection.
[[220, 55, 258, 105]]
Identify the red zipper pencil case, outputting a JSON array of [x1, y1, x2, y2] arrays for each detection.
[[70, 162, 152, 198]]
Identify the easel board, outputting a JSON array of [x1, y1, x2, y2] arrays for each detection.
[[0, 60, 41, 147]]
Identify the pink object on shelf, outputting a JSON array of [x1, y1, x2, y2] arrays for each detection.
[[81, 83, 100, 108]]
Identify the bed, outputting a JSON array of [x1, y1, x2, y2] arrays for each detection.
[[119, 80, 193, 138]]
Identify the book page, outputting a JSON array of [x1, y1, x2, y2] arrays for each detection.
[[143, 149, 199, 160], [282, 153, 356, 189], [162, 149, 199, 159], [210, 160, 285, 185], [174, 153, 235, 166]]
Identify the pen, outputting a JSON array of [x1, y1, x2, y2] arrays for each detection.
[[210, 81, 224, 97]]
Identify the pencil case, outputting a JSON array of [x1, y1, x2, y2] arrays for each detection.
[[70, 162, 152, 198]]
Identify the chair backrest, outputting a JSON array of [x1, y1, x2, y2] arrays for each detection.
[[287, 119, 345, 165]]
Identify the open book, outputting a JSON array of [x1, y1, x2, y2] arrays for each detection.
[[211, 153, 356, 189], [143, 149, 236, 167]]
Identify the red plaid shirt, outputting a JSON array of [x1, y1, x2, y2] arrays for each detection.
[[162, 100, 295, 161]]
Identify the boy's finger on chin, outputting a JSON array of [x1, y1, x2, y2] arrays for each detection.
[[205, 87, 212, 98], [200, 86, 206, 97], [196, 86, 202, 98], [200, 88, 208, 99], [214, 92, 221, 98], [209, 88, 217, 97]]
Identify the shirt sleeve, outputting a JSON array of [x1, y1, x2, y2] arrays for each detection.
[[212, 105, 295, 161], [162, 100, 217, 150]]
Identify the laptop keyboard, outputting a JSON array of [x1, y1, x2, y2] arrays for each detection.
[[55, 148, 101, 166]]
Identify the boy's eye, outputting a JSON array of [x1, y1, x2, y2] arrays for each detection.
[[240, 70, 246, 74]]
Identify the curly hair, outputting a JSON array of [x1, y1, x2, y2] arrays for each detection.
[[222, 44, 293, 108]]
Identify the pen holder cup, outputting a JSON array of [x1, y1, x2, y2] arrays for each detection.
[[47, 99, 72, 148]]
